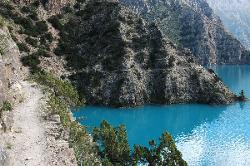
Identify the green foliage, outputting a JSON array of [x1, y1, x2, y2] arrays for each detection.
[[25, 36, 38, 47], [21, 6, 33, 14], [0, 16, 5, 27], [0, 47, 4, 55], [21, 54, 40, 72], [40, 32, 53, 46], [93, 121, 187, 166], [133, 132, 187, 166], [31, 0, 40, 7], [28, 13, 39, 21], [32, 72, 99, 165], [93, 120, 130, 165], [69, 121, 100, 165], [36, 21, 48, 34], [33, 72, 84, 106], [35, 48, 50, 57], [17, 42, 30, 52], [0, 101, 12, 112], [48, 15, 63, 30]]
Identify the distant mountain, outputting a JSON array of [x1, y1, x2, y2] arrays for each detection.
[[120, 0, 250, 65], [206, 0, 250, 49], [55, 0, 236, 107]]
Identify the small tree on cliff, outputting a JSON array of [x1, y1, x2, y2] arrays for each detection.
[[93, 120, 130, 165], [238, 90, 246, 101], [133, 132, 187, 166], [93, 120, 187, 165]]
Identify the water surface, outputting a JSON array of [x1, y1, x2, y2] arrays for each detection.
[[73, 65, 250, 166]]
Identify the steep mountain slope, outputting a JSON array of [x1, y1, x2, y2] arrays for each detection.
[[13, 0, 73, 11], [206, 0, 250, 49], [54, 0, 236, 107], [120, 0, 250, 65], [0, 25, 22, 104]]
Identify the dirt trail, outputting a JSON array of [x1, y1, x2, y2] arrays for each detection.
[[8, 81, 47, 166], [0, 81, 77, 166]]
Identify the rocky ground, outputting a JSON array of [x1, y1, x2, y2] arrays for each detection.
[[0, 81, 77, 166]]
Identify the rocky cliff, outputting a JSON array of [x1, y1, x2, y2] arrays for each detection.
[[55, 0, 236, 107], [206, 0, 250, 49], [119, 0, 250, 65], [0, 26, 22, 104]]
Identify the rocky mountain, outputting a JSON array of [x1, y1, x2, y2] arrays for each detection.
[[206, 0, 250, 49], [0, 0, 237, 107], [13, 0, 73, 11], [119, 0, 250, 65], [53, 0, 236, 107]]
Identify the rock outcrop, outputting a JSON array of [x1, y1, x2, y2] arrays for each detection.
[[0, 26, 21, 104], [206, 0, 250, 49], [119, 0, 250, 65], [57, 0, 236, 107]]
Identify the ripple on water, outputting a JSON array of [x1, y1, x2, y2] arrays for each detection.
[[176, 103, 250, 166]]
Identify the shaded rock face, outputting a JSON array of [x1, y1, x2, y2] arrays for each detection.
[[119, 0, 250, 65], [0, 27, 21, 103], [59, 0, 235, 107], [206, 0, 250, 49]]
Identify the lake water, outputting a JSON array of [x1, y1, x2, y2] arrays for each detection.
[[73, 65, 250, 166]]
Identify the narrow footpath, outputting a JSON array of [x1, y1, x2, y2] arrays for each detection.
[[0, 81, 77, 166]]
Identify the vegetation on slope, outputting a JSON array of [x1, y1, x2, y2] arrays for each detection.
[[33, 71, 101, 165], [1, 0, 188, 165]]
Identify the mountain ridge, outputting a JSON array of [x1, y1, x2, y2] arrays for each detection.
[[120, 0, 250, 65], [206, 0, 250, 49]]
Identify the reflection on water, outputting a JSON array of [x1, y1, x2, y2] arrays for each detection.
[[73, 65, 250, 166], [177, 102, 250, 166]]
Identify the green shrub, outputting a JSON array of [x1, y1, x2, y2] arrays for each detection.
[[62, 5, 73, 13], [0, 16, 5, 27], [1, 2, 15, 10], [17, 42, 30, 52], [93, 121, 187, 165], [13, 16, 34, 30], [21, 6, 32, 14], [48, 15, 63, 30], [32, 71, 98, 165], [44, 32, 53, 42], [133, 132, 187, 166], [40, 32, 53, 45], [33, 72, 83, 106], [21, 54, 40, 68], [35, 21, 48, 33], [0, 101, 12, 112], [25, 36, 38, 47], [28, 13, 39, 21], [35, 48, 50, 57], [31, 0, 40, 7], [93, 120, 130, 165]]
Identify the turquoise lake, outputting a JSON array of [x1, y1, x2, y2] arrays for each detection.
[[73, 65, 250, 166]]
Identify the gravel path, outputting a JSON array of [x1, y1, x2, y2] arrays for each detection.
[[0, 81, 77, 166], [8, 81, 48, 166]]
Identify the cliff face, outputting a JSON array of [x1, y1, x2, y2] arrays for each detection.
[[0, 26, 21, 103], [119, 0, 250, 65], [206, 0, 250, 49], [56, 0, 236, 107]]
